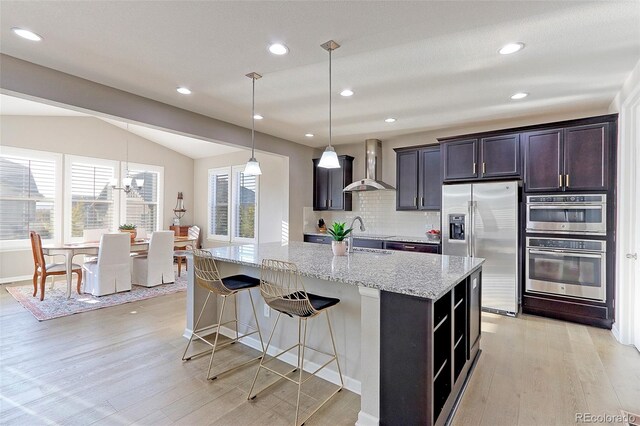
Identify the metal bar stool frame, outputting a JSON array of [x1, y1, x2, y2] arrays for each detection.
[[247, 259, 344, 426], [182, 249, 265, 380]]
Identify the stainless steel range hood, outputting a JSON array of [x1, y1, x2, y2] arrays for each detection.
[[343, 139, 395, 192]]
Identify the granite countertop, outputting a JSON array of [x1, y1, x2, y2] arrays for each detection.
[[206, 242, 483, 300], [304, 232, 441, 244]]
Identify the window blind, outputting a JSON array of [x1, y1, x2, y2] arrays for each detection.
[[208, 170, 229, 238], [125, 170, 159, 232], [0, 155, 57, 241], [234, 171, 256, 239], [70, 162, 115, 237]]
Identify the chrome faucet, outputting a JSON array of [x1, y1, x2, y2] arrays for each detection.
[[347, 216, 366, 253]]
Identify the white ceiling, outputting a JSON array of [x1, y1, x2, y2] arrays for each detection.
[[0, 94, 244, 159], [1, 1, 638, 147]]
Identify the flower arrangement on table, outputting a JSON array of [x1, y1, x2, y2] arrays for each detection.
[[118, 223, 137, 241]]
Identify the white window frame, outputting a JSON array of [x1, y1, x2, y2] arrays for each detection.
[[231, 165, 259, 243], [207, 166, 259, 243], [64, 154, 120, 243], [119, 162, 164, 233], [0, 146, 63, 250]]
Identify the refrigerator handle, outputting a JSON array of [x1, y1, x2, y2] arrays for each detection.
[[468, 200, 473, 257]]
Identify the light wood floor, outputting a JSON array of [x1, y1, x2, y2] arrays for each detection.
[[1, 283, 638, 425]]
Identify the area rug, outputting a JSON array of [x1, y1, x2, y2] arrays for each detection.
[[5, 273, 187, 321]]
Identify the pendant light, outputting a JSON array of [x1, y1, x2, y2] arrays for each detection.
[[244, 72, 262, 176], [111, 123, 144, 194], [318, 40, 341, 169]]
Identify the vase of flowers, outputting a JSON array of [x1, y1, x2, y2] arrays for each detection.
[[327, 222, 352, 256], [118, 223, 137, 242]]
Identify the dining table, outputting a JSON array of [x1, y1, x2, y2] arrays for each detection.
[[42, 235, 197, 299]]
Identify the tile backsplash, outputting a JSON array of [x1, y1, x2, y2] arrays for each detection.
[[303, 191, 440, 237]]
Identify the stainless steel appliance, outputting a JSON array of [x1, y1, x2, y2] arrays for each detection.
[[442, 181, 519, 315], [526, 237, 606, 301], [526, 194, 606, 235], [343, 139, 395, 192]]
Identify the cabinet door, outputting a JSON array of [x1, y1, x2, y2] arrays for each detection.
[[479, 134, 521, 178], [327, 156, 353, 211], [418, 146, 442, 210], [442, 139, 478, 181], [523, 129, 563, 192], [468, 269, 481, 355], [312, 159, 329, 210], [563, 123, 608, 191], [396, 150, 420, 210]]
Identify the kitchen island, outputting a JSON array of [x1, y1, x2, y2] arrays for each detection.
[[185, 242, 483, 426]]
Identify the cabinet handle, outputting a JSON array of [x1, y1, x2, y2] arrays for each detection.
[[326, 199, 329, 208], [329, 199, 332, 207], [473, 162, 476, 174], [421, 196, 424, 207], [566, 174, 570, 188], [404, 245, 416, 250], [414, 197, 417, 207], [559, 174, 563, 188], [482, 162, 486, 174]]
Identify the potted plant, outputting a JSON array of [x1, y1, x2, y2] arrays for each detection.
[[327, 222, 352, 256], [118, 223, 137, 241]]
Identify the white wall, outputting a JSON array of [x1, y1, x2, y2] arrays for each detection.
[[194, 150, 289, 248], [0, 115, 194, 282], [608, 58, 640, 344]]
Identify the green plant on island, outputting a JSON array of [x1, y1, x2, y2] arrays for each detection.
[[118, 223, 137, 230], [327, 222, 352, 242]]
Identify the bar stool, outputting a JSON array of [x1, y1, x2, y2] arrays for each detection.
[[182, 249, 265, 380], [247, 259, 344, 426]]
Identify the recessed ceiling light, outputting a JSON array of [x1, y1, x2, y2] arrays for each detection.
[[268, 43, 289, 55], [340, 89, 354, 97], [305, 133, 314, 137], [177, 87, 192, 95], [253, 114, 264, 120], [499, 42, 525, 55], [385, 118, 397, 123], [510, 92, 528, 100], [11, 27, 42, 41]]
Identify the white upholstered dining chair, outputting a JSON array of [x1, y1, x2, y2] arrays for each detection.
[[132, 231, 175, 287], [82, 233, 132, 296]]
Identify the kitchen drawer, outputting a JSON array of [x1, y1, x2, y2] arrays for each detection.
[[384, 241, 440, 254], [353, 238, 384, 249], [303, 234, 332, 244]]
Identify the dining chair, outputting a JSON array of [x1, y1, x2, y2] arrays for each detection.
[[82, 233, 132, 296], [174, 225, 201, 277], [247, 259, 344, 426], [132, 231, 175, 286], [30, 231, 82, 301], [82, 228, 109, 242]]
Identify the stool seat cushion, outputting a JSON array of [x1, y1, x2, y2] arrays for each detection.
[[222, 274, 260, 291], [273, 291, 340, 317]]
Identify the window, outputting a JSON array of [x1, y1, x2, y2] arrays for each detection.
[[0, 147, 61, 247], [65, 156, 118, 241], [122, 163, 163, 234], [208, 166, 258, 242]]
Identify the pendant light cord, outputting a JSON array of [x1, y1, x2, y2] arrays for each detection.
[[328, 47, 332, 149], [251, 77, 256, 158]]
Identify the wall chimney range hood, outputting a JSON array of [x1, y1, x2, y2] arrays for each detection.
[[343, 139, 395, 192]]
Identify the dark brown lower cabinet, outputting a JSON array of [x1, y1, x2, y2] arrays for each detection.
[[380, 269, 482, 426], [384, 241, 440, 253]]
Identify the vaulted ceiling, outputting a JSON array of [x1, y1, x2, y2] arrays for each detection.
[[1, 1, 638, 147]]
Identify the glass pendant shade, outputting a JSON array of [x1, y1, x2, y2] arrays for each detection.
[[123, 177, 133, 187], [135, 179, 144, 188], [243, 157, 262, 175], [318, 146, 340, 168]]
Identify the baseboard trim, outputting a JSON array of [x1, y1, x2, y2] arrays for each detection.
[[0, 275, 32, 285], [217, 325, 362, 395], [611, 322, 622, 343], [356, 410, 379, 426]]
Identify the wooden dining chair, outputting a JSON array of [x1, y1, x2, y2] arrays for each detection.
[[174, 225, 200, 277], [29, 231, 82, 301]]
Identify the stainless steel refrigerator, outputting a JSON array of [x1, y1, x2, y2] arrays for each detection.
[[442, 181, 519, 315]]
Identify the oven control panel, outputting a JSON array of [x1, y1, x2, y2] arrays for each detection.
[[527, 194, 606, 204], [527, 237, 605, 252]]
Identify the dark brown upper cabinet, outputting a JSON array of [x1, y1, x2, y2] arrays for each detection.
[[524, 123, 609, 192], [442, 139, 478, 181], [563, 123, 608, 191], [312, 155, 354, 211], [395, 146, 441, 210], [479, 134, 521, 178], [442, 135, 521, 182], [523, 129, 563, 192]]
